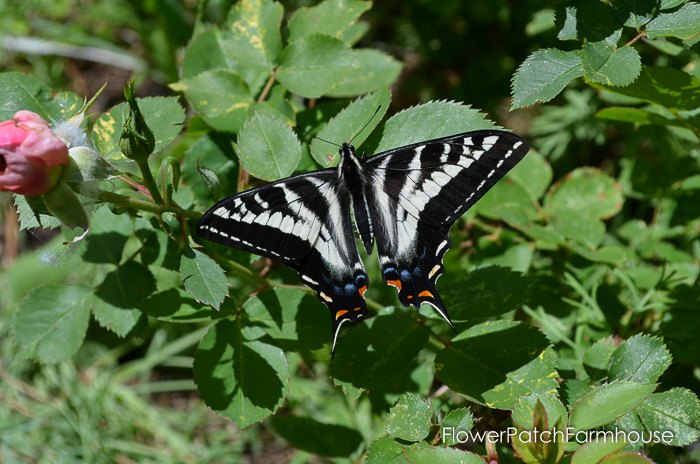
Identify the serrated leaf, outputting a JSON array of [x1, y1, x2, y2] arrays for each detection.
[[93, 260, 155, 336], [13, 285, 91, 363], [595, 66, 700, 111], [193, 319, 289, 428], [287, 0, 371, 43], [441, 408, 474, 446], [327, 49, 402, 97], [440, 267, 532, 321], [613, 0, 658, 29], [608, 334, 672, 383], [0, 72, 64, 121], [634, 388, 700, 446], [311, 89, 390, 167], [277, 34, 358, 98], [511, 49, 583, 109], [581, 42, 641, 87], [646, 2, 700, 39], [225, 0, 283, 71], [92, 96, 185, 160], [180, 248, 229, 310], [571, 438, 628, 464], [271, 416, 363, 457], [512, 393, 568, 430], [374, 101, 494, 153], [13, 194, 61, 230], [435, 321, 557, 409], [570, 381, 657, 431], [236, 112, 302, 181], [175, 69, 253, 133], [385, 393, 432, 442], [330, 310, 430, 390], [241, 288, 327, 351], [181, 29, 267, 93], [555, 1, 624, 42], [366, 438, 485, 464], [583, 336, 618, 380]]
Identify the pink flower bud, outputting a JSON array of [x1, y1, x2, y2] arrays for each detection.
[[0, 110, 69, 195]]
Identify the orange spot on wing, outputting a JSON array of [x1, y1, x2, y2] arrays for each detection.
[[353, 306, 362, 312], [387, 279, 402, 290], [358, 285, 367, 297], [335, 310, 349, 320], [407, 295, 414, 299], [418, 290, 434, 298]]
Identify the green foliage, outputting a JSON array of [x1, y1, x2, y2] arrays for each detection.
[[1, 0, 699, 462]]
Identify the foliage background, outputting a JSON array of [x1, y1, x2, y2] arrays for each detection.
[[1, 0, 699, 463]]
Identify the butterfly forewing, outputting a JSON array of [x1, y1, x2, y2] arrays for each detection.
[[364, 130, 530, 324], [197, 171, 370, 351]]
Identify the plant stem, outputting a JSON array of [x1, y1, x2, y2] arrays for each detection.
[[135, 158, 165, 205], [257, 70, 276, 103], [97, 190, 201, 220]]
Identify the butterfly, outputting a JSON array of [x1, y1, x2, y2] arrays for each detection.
[[197, 129, 530, 353]]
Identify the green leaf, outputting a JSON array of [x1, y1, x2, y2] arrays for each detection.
[[571, 438, 627, 464], [569, 381, 657, 431], [385, 393, 432, 442], [545, 168, 623, 220], [551, 212, 606, 248], [175, 69, 253, 133], [93, 260, 156, 336], [311, 89, 390, 167], [193, 319, 289, 428], [555, 1, 623, 42], [374, 101, 494, 153], [330, 310, 430, 390], [595, 106, 685, 127], [14, 285, 91, 363], [241, 288, 328, 351], [508, 150, 553, 200], [276, 34, 358, 98], [595, 66, 700, 111], [63, 147, 118, 192], [236, 112, 302, 181], [583, 337, 618, 380], [472, 178, 539, 226], [581, 42, 641, 87], [366, 438, 485, 464], [511, 49, 583, 109], [441, 408, 474, 446], [0, 72, 64, 121], [634, 388, 700, 446], [512, 393, 568, 430], [271, 416, 363, 457], [613, 0, 658, 29], [180, 248, 229, 310], [287, 0, 371, 43], [327, 49, 402, 97], [92, 96, 185, 160], [608, 334, 672, 383], [646, 2, 700, 40], [599, 452, 655, 464], [435, 321, 557, 409], [13, 195, 61, 230], [181, 29, 267, 92], [440, 267, 531, 321], [225, 0, 283, 71], [182, 134, 238, 205]]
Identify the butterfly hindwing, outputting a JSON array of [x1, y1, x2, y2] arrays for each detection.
[[197, 171, 369, 350], [364, 130, 530, 324]]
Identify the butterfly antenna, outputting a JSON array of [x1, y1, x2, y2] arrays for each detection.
[[349, 105, 382, 145], [297, 125, 342, 148]]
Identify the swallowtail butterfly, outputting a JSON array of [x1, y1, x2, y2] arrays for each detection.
[[197, 129, 529, 353]]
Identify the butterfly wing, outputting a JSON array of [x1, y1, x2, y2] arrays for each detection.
[[197, 171, 369, 352], [363, 130, 530, 324]]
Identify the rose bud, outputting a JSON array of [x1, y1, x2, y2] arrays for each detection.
[[0, 110, 69, 195]]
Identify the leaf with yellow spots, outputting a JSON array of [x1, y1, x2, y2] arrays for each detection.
[[287, 0, 371, 43], [225, 0, 283, 72]]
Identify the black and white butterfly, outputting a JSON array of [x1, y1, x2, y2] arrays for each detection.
[[197, 129, 529, 353]]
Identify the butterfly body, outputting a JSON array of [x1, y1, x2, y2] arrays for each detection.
[[197, 130, 529, 353]]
